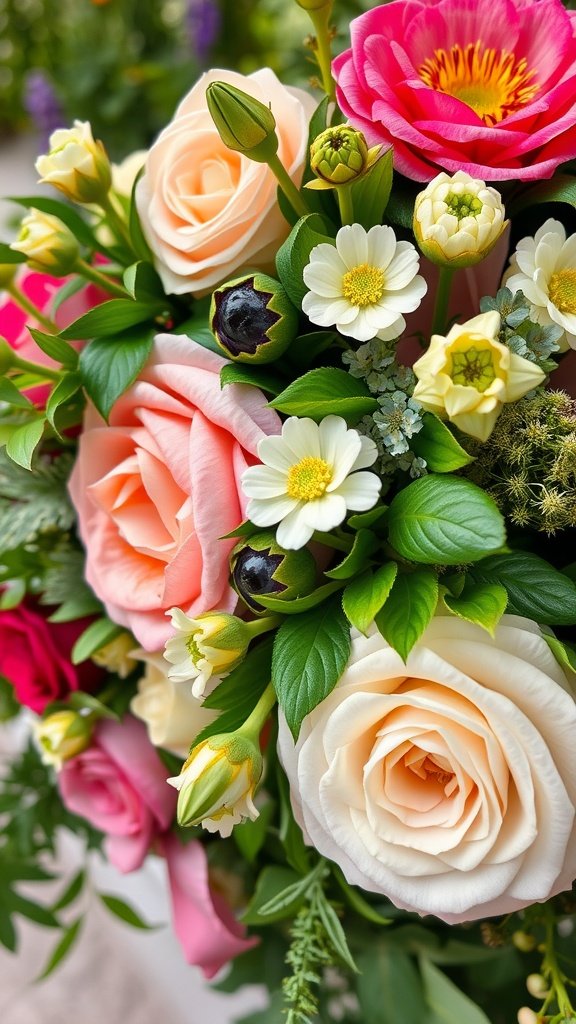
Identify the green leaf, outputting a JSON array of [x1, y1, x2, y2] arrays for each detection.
[[36, 919, 83, 981], [376, 571, 438, 661], [388, 475, 506, 565], [79, 329, 154, 420], [28, 328, 79, 368], [129, 168, 154, 262], [60, 298, 164, 340], [68, 691, 119, 720], [443, 581, 508, 635], [3, 891, 59, 927], [123, 261, 164, 301], [5, 418, 45, 470], [194, 636, 272, 745], [0, 911, 17, 951], [508, 173, 576, 216], [325, 529, 379, 580], [11, 196, 98, 250], [315, 891, 358, 973], [333, 868, 391, 926], [0, 242, 26, 263], [411, 413, 474, 472], [256, 579, 342, 614], [241, 866, 303, 925], [220, 362, 286, 396], [348, 504, 388, 531], [276, 761, 311, 875], [276, 213, 335, 307], [51, 870, 85, 913], [272, 596, 351, 740], [385, 177, 420, 230], [350, 147, 394, 230], [0, 378, 33, 409], [342, 563, 398, 634], [48, 594, 103, 623], [544, 634, 576, 674], [100, 894, 157, 929], [234, 801, 275, 864], [357, 947, 427, 1024], [468, 551, 576, 625], [50, 275, 88, 316], [270, 367, 378, 422], [420, 957, 492, 1024], [45, 373, 82, 436], [71, 618, 124, 665], [285, 330, 338, 369], [177, 297, 222, 355]]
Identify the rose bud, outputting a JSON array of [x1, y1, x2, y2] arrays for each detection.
[[206, 81, 279, 163], [36, 120, 112, 205], [231, 530, 317, 612], [10, 209, 79, 275], [210, 273, 298, 364], [307, 124, 382, 190], [35, 709, 93, 770], [164, 609, 253, 697]]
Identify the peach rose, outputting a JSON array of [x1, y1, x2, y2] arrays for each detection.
[[69, 334, 280, 650], [135, 68, 316, 296], [278, 615, 576, 923]]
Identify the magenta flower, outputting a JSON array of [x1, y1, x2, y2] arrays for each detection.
[[333, 0, 576, 182]]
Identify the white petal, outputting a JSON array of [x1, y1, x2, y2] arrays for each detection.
[[302, 294, 352, 327], [336, 223, 368, 268], [333, 472, 381, 510], [257, 435, 295, 473], [282, 416, 321, 460], [351, 434, 378, 471], [240, 465, 287, 499], [317, 415, 350, 466], [276, 506, 314, 549], [301, 493, 347, 533], [302, 263, 343, 298], [247, 494, 300, 526], [366, 224, 397, 271]]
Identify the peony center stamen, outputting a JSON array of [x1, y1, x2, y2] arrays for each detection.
[[450, 346, 496, 391], [419, 41, 539, 125], [341, 263, 385, 307], [548, 268, 576, 314], [286, 456, 333, 501]]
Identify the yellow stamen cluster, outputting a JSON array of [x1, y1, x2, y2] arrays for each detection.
[[341, 263, 385, 307], [548, 268, 576, 314], [286, 457, 333, 501]]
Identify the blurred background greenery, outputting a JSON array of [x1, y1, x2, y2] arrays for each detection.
[[0, 0, 372, 157]]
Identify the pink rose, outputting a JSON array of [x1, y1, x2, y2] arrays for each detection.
[[0, 603, 102, 713], [334, 0, 576, 182], [161, 834, 257, 978], [69, 334, 281, 650], [59, 716, 176, 872], [136, 68, 316, 295]]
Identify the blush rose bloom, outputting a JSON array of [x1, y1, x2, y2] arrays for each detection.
[[161, 834, 257, 977], [278, 615, 576, 923], [68, 334, 281, 650], [59, 716, 176, 872], [334, 0, 576, 182], [135, 68, 316, 295]]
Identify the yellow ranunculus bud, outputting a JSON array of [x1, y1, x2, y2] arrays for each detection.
[[413, 170, 507, 269], [92, 632, 138, 678], [36, 120, 112, 205], [412, 311, 546, 441], [307, 125, 381, 190], [10, 210, 79, 275], [167, 732, 263, 836], [206, 82, 279, 162], [164, 608, 252, 698], [35, 709, 93, 770]]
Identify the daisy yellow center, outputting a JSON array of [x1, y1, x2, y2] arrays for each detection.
[[548, 269, 576, 314], [286, 457, 332, 501], [341, 263, 385, 307], [419, 41, 539, 126], [450, 346, 496, 392]]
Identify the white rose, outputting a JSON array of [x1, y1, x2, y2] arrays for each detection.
[[130, 651, 217, 756], [278, 615, 576, 923]]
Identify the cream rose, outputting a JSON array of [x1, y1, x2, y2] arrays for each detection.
[[135, 68, 316, 296], [130, 651, 216, 756], [278, 615, 576, 923]]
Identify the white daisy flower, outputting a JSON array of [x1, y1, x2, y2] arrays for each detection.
[[241, 415, 382, 550], [302, 223, 427, 343], [504, 218, 576, 351]]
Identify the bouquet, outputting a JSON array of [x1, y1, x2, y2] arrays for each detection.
[[1, 1, 576, 1021]]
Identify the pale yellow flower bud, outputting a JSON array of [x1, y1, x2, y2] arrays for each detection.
[[513, 930, 537, 953], [517, 1009, 539, 1024], [92, 632, 138, 678], [36, 120, 112, 204], [413, 170, 507, 269], [164, 608, 251, 698], [35, 709, 93, 770], [413, 311, 546, 441], [167, 733, 263, 837], [526, 974, 550, 1000], [10, 210, 79, 275]]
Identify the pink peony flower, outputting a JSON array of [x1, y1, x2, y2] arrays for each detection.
[[334, 0, 576, 182], [161, 834, 257, 978], [59, 716, 176, 872], [68, 333, 281, 650], [0, 603, 102, 714]]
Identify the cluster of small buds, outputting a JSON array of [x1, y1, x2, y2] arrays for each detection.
[[342, 338, 416, 396], [373, 391, 424, 457], [358, 413, 426, 482]]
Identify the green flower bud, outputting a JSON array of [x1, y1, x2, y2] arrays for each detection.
[[0, 337, 15, 374], [167, 732, 263, 836], [0, 264, 17, 289], [10, 209, 79, 276], [35, 709, 93, 769], [307, 125, 382, 190], [211, 273, 298, 364], [231, 530, 317, 612], [206, 82, 279, 163]]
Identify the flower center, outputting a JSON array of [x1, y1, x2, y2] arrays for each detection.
[[286, 457, 332, 501], [342, 263, 385, 307], [408, 751, 457, 796], [450, 345, 496, 392], [548, 269, 576, 314], [186, 634, 202, 664], [419, 41, 539, 125], [445, 191, 483, 220]]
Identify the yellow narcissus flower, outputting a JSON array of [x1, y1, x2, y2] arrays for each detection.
[[10, 210, 79, 275], [412, 311, 546, 441], [413, 170, 507, 269], [36, 120, 112, 204]]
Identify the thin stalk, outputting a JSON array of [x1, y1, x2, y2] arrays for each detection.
[[239, 682, 277, 738], [99, 193, 135, 252], [11, 353, 62, 381], [75, 259, 128, 299], [336, 185, 354, 225], [431, 265, 455, 336], [309, 6, 336, 103], [246, 615, 282, 639], [7, 282, 58, 333], [267, 152, 311, 219]]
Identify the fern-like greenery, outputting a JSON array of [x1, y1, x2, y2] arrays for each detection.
[[0, 449, 75, 551]]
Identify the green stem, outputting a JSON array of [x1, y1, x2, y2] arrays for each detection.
[[99, 193, 135, 252], [431, 266, 455, 336], [75, 258, 128, 299], [239, 682, 277, 738], [7, 282, 58, 333], [11, 353, 62, 381], [313, 530, 352, 552], [336, 185, 354, 226], [543, 909, 576, 1019], [246, 615, 282, 639], [309, 6, 336, 103], [267, 152, 311, 219]]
